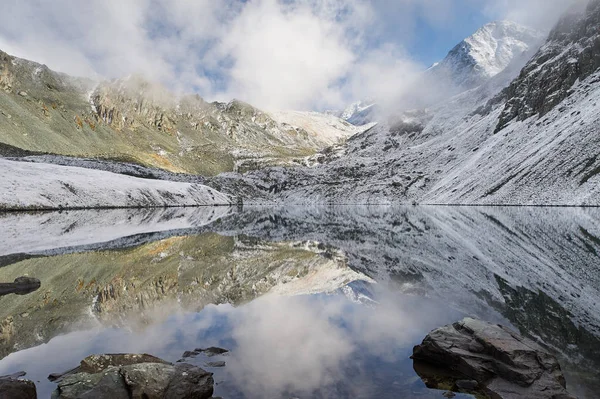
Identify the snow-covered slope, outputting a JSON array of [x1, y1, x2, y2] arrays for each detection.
[[0, 158, 232, 210], [335, 100, 378, 125], [340, 101, 373, 121], [428, 20, 544, 90], [268, 110, 375, 145], [0, 207, 234, 258], [213, 2, 600, 206], [326, 22, 540, 127], [199, 204, 600, 387]]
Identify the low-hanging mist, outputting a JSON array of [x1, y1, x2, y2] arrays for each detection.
[[0, 0, 586, 111]]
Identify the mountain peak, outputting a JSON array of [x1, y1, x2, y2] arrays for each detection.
[[465, 20, 544, 74], [430, 20, 545, 90]]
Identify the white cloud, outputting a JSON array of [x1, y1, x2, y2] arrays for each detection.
[[482, 0, 588, 30], [345, 44, 423, 112], [217, 0, 357, 110], [0, 0, 585, 111]]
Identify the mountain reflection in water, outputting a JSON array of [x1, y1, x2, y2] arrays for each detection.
[[0, 206, 598, 398]]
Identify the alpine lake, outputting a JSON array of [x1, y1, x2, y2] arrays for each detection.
[[0, 205, 599, 398]]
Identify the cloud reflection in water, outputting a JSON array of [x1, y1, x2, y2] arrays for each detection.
[[0, 286, 465, 398]]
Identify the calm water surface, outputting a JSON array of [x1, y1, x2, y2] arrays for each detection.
[[0, 206, 598, 398]]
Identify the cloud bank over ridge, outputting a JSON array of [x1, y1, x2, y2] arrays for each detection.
[[0, 0, 585, 110]]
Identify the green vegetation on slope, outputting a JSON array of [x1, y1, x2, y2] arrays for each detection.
[[0, 50, 340, 176]]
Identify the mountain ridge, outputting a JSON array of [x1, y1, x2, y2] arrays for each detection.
[[428, 20, 545, 90], [2, 6, 600, 206], [0, 53, 370, 176], [334, 20, 543, 127], [210, 2, 600, 206]]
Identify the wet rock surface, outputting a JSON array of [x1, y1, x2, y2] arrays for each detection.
[[0, 374, 37, 399], [198, 347, 229, 357], [78, 353, 170, 374], [204, 361, 226, 368], [412, 318, 575, 399], [51, 353, 214, 399]]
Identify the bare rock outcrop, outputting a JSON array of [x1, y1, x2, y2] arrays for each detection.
[[0, 373, 36, 399], [412, 318, 575, 399], [52, 353, 214, 399]]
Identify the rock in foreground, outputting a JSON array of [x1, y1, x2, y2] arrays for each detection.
[[52, 353, 214, 399], [412, 318, 574, 399], [0, 375, 37, 399]]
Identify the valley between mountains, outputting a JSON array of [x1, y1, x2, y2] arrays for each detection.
[[1, 2, 600, 208]]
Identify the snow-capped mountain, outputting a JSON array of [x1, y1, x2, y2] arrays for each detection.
[[268, 110, 374, 145], [330, 21, 542, 127], [339, 100, 377, 125], [212, 1, 600, 206], [428, 20, 545, 90], [326, 100, 377, 126]]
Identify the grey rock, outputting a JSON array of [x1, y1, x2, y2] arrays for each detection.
[[53, 368, 129, 399], [48, 367, 79, 382], [181, 350, 198, 358], [0, 371, 26, 379], [0, 377, 36, 399], [204, 361, 226, 368], [120, 363, 175, 398], [78, 353, 169, 374], [196, 347, 229, 357], [164, 364, 214, 399], [412, 318, 575, 399], [52, 353, 214, 399], [455, 380, 478, 390]]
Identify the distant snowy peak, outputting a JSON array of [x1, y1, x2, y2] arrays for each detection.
[[340, 100, 375, 120], [463, 20, 545, 76], [336, 22, 542, 125], [269, 110, 376, 145], [327, 100, 377, 126], [430, 20, 545, 89]]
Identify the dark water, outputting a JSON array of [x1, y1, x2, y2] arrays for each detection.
[[0, 206, 599, 398]]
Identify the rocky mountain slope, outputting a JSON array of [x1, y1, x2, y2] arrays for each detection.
[[1, 5, 599, 207], [427, 20, 545, 91], [0, 53, 368, 176], [216, 2, 600, 206]]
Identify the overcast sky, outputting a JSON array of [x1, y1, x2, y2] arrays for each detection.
[[0, 0, 584, 110]]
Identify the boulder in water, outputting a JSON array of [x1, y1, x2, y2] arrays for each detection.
[[52, 353, 214, 399], [411, 318, 575, 399]]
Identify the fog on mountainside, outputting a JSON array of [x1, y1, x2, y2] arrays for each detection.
[[209, 0, 600, 207], [1, 2, 600, 399], [2, 0, 600, 207]]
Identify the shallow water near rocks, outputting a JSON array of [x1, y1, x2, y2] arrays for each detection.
[[0, 206, 599, 398]]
